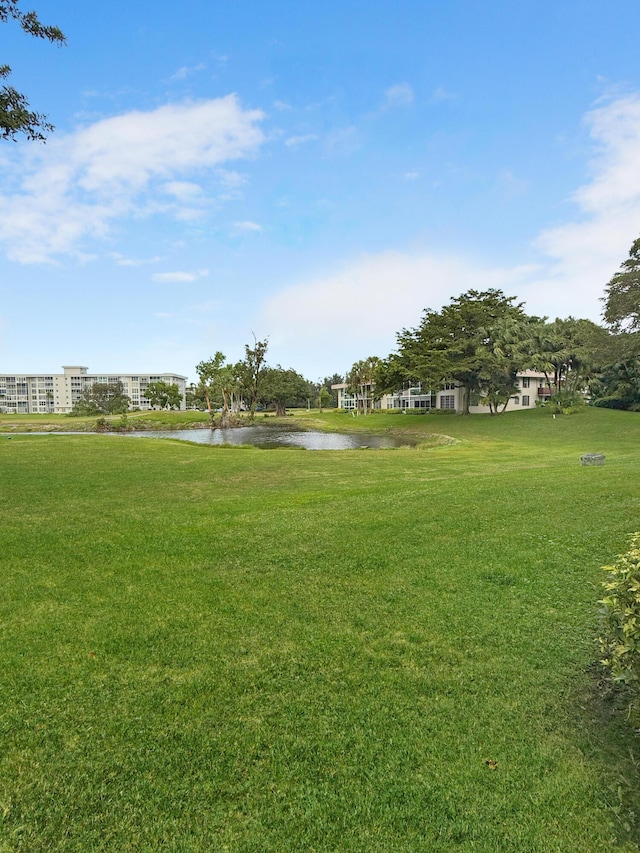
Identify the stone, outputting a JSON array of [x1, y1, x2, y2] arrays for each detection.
[[580, 453, 605, 466]]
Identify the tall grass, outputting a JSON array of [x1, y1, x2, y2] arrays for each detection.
[[1, 408, 639, 851]]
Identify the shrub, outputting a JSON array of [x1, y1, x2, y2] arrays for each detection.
[[547, 390, 585, 415], [594, 396, 634, 411], [600, 533, 640, 683]]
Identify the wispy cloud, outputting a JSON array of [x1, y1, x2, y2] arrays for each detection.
[[529, 93, 640, 317], [260, 251, 535, 372], [403, 171, 420, 181], [285, 134, 318, 148], [325, 126, 361, 155], [170, 62, 206, 81], [162, 181, 205, 200], [260, 92, 640, 371], [498, 169, 529, 199], [151, 269, 209, 283], [111, 253, 163, 267], [383, 83, 414, 109], [431, 86, 458, 103], [233, 220, 263, 232], [0, 95, 266, 263]]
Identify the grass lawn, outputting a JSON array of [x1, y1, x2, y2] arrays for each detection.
[[0, 409, 212, 432], [1, 407, 640, 851]]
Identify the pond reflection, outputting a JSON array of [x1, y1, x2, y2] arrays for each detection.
[[127, 425, 414, 450]]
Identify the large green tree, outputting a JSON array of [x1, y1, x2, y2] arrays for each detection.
[[591, 358, 640, 410], [315, 386, 331, 412], [603, 237, 640, 334], [143, 381, 182, 410], [70, 382, 130, 416], [260, 367, 311, 416], [395, 290, 529, 414], [322, 373, 344, 409], [1, 1, 65, 141], [347, 357, 381, 415], [196, 353, 238, 427], [527, 317, 613, 396], [239, 337, 269, 421]]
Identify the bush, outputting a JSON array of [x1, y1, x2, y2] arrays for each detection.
[[594, 396, 634, 411], [547, 390, 585, 415], [600, 533, 640, 683]]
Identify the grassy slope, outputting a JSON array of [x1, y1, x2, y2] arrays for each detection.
[[1, 407, 640, 852]]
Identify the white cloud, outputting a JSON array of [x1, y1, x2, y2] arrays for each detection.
[[325, 126, 361, 155], [274, 100, 292, 112], [233, 220, 263, 232], [383, 83, 414, 109], [498, 169, 529, 198], [170, 63, 205, 81], [260, 251, 534, 372], [152, 269, 209, 283], [260, 92, 640, 373], [162, 181, 204, 200], [111, 253, 163, 267], [0, 95, 265, 263], [285, 134, 318, 147], [431, 86, 457, 103], [527, 93, 640, 319], [217, 169, 247, 188], [403, 171, 420, 181]]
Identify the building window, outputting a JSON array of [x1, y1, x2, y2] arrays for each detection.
[[512, 396, 520, 405], [522, 395, 530, 406], [440, 394, 455, 409]]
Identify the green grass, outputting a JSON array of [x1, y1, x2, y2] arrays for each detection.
[[1, 407, 640, 851], [0, 409, 213, 432]]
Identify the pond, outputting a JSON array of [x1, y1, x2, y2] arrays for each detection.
[[124, 425, 416, 450]]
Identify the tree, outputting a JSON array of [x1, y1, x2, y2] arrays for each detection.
[[322, 373, 343, 408], [316, 386, 330, 412], [260, 367, 311, 416], [239, 336, 269, 421], [143, 381, 182, 410], [395, 290, 528, 414], [591, 358, 640, 410], [1, 1, 66, 141], [196, 353, 237, 427], [603, 237, 640, 333], [477, 315, 539, 414], [347, 357, 381, 415], [527, 317, 613, 397], [185, 383, 207, 411], [70, 381, 130, 416]]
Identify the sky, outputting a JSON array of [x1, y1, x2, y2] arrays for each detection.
[[2, 1, 640, 383]]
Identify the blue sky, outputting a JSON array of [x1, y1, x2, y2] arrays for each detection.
[[2, 1, 640, 383]]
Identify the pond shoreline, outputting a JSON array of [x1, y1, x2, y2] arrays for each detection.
[[0, 412, 457, 449], [3, 424, 424, 450]]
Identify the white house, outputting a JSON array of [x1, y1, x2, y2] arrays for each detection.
[[333, 370, 551, 414]]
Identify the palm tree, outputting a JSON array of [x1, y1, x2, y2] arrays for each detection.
[[347, 357, 381, 415]]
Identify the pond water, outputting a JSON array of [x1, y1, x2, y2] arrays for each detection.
[[124, 425, 415, 450], [7, 425, 417, 449]]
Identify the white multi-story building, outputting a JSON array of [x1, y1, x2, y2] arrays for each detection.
[[333, 370, 552, 414], [0, 366, 188, 414]]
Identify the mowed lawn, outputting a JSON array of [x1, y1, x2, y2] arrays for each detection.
[[1, 408, 640, 852]]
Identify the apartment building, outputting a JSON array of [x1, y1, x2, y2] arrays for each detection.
[[333, 370, 552, 414], [0, 366, 187, 414]]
